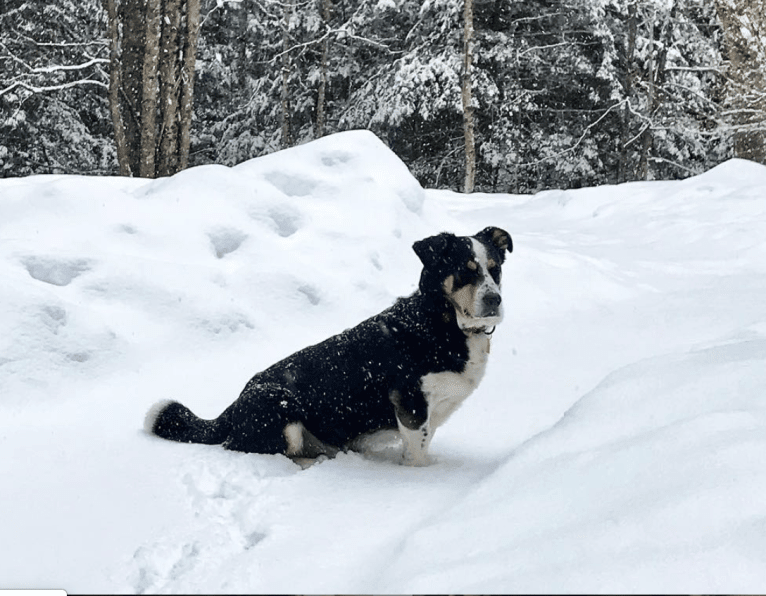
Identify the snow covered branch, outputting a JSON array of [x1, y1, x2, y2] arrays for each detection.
[[0, 78, 107, 98], [517, 100, 627, 168]]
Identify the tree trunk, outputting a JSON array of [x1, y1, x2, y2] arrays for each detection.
[[139, 0, 162, 178], [120, 0, 146, 173], [157, 0, 182, 177], [638, 2, 675, 180], [281, 0, 294, 148], [178, 0, 200, 171], [105, 0, 131, 176], [314, 0, 331, 139], [715, 0, 766, 163], [461, 0, 476, 193], [618, 1, 637, 184], [105, 0, 200, 178], [637, 7, 655, 181]]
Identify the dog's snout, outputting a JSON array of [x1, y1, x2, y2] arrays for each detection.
[[483, 292, 501, 311]]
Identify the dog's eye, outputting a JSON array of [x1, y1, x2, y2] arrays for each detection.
[[457, 267, 478, 287]]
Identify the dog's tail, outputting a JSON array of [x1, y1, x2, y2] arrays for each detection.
[[144, 400, 230, 445]]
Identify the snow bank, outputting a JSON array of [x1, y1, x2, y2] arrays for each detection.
[[380, 158, 766, 593], [2, 131, 766, 593], [0, 130, 434, 406]]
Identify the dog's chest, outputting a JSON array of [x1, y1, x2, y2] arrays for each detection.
[[419, 332, 490, 429]]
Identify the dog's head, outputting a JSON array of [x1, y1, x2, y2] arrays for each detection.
[[413, 226, 512, 332]]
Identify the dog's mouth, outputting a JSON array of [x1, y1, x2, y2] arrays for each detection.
[[450, 303, 503, 334]]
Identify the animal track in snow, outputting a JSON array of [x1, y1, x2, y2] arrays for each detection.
[[268, 206, 302, 237], [320, 149, 353, 167], [40, 305, 67, 334], [22, 256, 91, 286], [208, 228, 248, 259], [127, 458, 285, 592], [297, 284, 321, 306], [264, 170, 318, 197], [117, 223, 138, 234]]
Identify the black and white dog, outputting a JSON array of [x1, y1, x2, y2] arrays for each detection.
[[145, 226, 512, 466]]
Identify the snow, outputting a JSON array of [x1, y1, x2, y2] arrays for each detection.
[[2, 130, 766, 593]]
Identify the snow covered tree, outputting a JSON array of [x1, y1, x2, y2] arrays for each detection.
[[715, 0, 766, 163], [468, 0, 619, 191], [0, 0, 114, 176], [0, 0, 735, 189], [602, 0, 725, 182]]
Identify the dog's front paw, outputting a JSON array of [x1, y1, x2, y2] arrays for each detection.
[[401, 452, 432, 467]]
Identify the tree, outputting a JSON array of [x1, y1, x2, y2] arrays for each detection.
[[606, 0, 725, 182], [2, 0, 734, 189], [103, 0, 201, 178], [462, 0, 476, 193], [314, 0, 332, 138], [0, 0, 114, 176], [715, 0, 766, 163]]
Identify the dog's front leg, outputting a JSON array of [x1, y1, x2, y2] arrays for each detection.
[[390, 388, 432, 466], [398, 419, 433, 466]]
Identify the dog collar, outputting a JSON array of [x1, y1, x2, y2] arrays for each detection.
[[465, 325, 495, 336]]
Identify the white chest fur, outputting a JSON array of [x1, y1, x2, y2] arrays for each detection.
[[420, 332, 490, 429]]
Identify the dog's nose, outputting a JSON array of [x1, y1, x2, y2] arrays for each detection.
[[483, 292, 501, 311]]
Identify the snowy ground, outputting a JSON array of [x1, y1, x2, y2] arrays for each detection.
[[2, 130, 766, 593]]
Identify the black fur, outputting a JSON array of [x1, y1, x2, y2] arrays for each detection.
[[146, 226, 512, 459]]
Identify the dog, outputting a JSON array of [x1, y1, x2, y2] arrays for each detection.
[[144, 226, 512, 466]]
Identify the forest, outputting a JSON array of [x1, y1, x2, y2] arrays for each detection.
[[1, 0, 765, 192]]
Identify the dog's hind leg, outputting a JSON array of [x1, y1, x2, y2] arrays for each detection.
[[283, 421, 340, 459], [218, 382, 299, 454]]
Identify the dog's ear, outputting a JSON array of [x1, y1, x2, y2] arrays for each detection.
[[413, 232, 453, 268], [475, 226, 512, 256]]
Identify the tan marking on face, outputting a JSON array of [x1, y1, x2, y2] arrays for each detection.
[[442, 275, 455, 294], [445, 279, 479, 317], [487, 258, 496, 269], [467, 260, 478, 270]]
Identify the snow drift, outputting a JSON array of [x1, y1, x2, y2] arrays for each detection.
[[1, 131, 766, 593]]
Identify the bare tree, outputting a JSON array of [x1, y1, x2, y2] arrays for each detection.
[[104, 0, 201, 177]]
